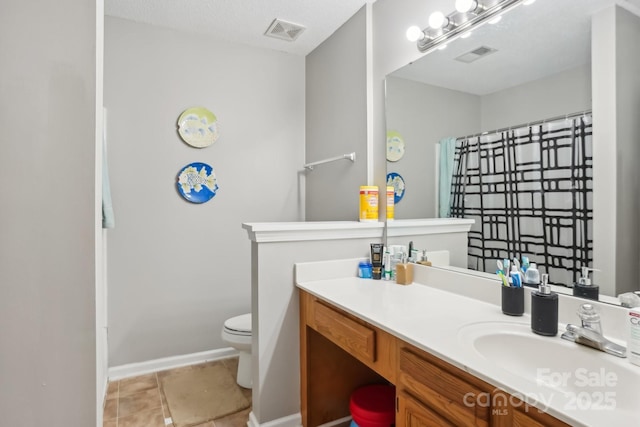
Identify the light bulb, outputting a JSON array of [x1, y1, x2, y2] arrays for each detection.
[[523, 0, 536, 5], [428, 11, 449, 29], [489, 15, 502, 24], [455, 0, 478, 13], [438, 44, 448, 50], [406, 26, 424, 42], [460, 31, 472, 39]]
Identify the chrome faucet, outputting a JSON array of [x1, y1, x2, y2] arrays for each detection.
[[561, 303, 627, 358]]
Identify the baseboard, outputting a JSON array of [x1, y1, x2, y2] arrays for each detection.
[[248, 411, 302, 427], [108, 347, 238, 381]]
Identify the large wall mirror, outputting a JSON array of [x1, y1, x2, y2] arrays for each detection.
[[385, 0, 640, 303]]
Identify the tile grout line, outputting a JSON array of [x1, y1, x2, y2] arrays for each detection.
[[115, 380, 119, 427], [157, 372, 173, 426]]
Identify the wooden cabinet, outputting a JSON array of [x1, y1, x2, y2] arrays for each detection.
[[300, 291, 397, 427], [398, 391, 458, 427], [506, 399, 571, 427], [302, 291, 397, 382], [299, 290, 569, 427], [397, 345, 490, 427]]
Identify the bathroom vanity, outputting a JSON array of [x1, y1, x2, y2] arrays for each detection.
[[300, 291, 567, 427], [296, 259, 639, 427]]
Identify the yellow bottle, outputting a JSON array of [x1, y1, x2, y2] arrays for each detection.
[[359, 186, 378, 222]]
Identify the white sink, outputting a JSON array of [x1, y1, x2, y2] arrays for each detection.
[[457, 321, 640, 411]]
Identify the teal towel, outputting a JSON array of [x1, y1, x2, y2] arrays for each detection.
[[102, 140, 115, 229], [438, 137, 457, 218]]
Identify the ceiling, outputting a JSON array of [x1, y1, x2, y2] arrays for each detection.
[[391, 0, 640, 95], [105, 0, 371, 56]]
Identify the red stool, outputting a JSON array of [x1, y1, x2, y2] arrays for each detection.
[[349, 384, 396, 427]]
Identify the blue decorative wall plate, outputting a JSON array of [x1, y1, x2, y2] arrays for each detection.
[[176, 162, 219, 203], [386, 172, 405, 204]]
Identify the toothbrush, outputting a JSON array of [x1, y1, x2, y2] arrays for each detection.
[[497, 260, 504, 275], [498, 271, 509, 287], [503, 259, 511, 277]]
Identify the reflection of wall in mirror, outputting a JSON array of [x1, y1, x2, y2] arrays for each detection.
[[386, 64, 590, 220]]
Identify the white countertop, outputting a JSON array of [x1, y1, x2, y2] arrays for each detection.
[[296, 264, 639, 427]]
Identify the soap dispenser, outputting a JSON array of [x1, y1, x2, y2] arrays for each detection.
[[531, 274, 558, 336], [573, 267, 599, 300]]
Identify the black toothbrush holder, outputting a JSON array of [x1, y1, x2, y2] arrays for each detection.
[[501, 285, 524, 316]]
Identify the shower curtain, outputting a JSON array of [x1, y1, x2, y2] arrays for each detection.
[[448, 113, 593, 287]]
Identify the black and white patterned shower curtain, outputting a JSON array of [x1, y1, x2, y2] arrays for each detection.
[[449, 114, 592, 287]]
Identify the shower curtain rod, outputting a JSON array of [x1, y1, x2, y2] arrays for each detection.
[[457, 109, 592, 141]]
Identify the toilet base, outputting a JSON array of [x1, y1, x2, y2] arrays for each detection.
[[236, 350, 252, 389]]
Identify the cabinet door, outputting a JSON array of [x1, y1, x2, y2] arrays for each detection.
[[397, 392, 456, 427], [510, 400, 571, 427], [398, 348, 490, 427]]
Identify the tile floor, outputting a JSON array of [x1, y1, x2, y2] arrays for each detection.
[[103, 357, 251, 427]]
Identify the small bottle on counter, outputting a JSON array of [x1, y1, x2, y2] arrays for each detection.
[[383, 252, 392, 281], [358, 261, 373, 279], [523, 262, 540, 287], [531, 274, 558, 336]]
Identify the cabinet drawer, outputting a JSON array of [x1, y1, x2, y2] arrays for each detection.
[[399, 348, 490, 427], [312, 300, 376, 363], [398, 391, 457, 427]]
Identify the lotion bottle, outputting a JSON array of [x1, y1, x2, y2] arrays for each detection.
[[531, 274, 558, 336]]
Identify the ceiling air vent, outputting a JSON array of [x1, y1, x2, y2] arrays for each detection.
[[264, 19, 306, 42], [455, 46, 498, 63]]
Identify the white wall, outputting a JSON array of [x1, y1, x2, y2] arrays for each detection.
[[0, 1, 98, 426], [251, 235, 379, 425], [104, 17, 305, 366], [305, 7, 368, 221], [385, 77, 481, 219]]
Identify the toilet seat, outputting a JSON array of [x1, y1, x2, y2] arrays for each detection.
[[223, 313, 251, 336]]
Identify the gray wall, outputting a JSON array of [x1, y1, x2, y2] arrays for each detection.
[[593, 5, 640, 295], [373, 0, 447, 222], [385, 77, 481, 219], [0, 1, 98, 426], [104, 17, 305, 366], [481, 65, 591, 130], [615, 7, 640, 294], [385, 64, 590, 220], [305, 6, 368, 221]]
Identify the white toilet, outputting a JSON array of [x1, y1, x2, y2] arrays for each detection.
[[221, 313, 252, 389]]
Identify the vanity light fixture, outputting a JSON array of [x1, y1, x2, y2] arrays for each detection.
[[455, 0, 479, 13], [428, 11, 450, 29], [406, 25, 426, 42], [408, 0, 526, 53]]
